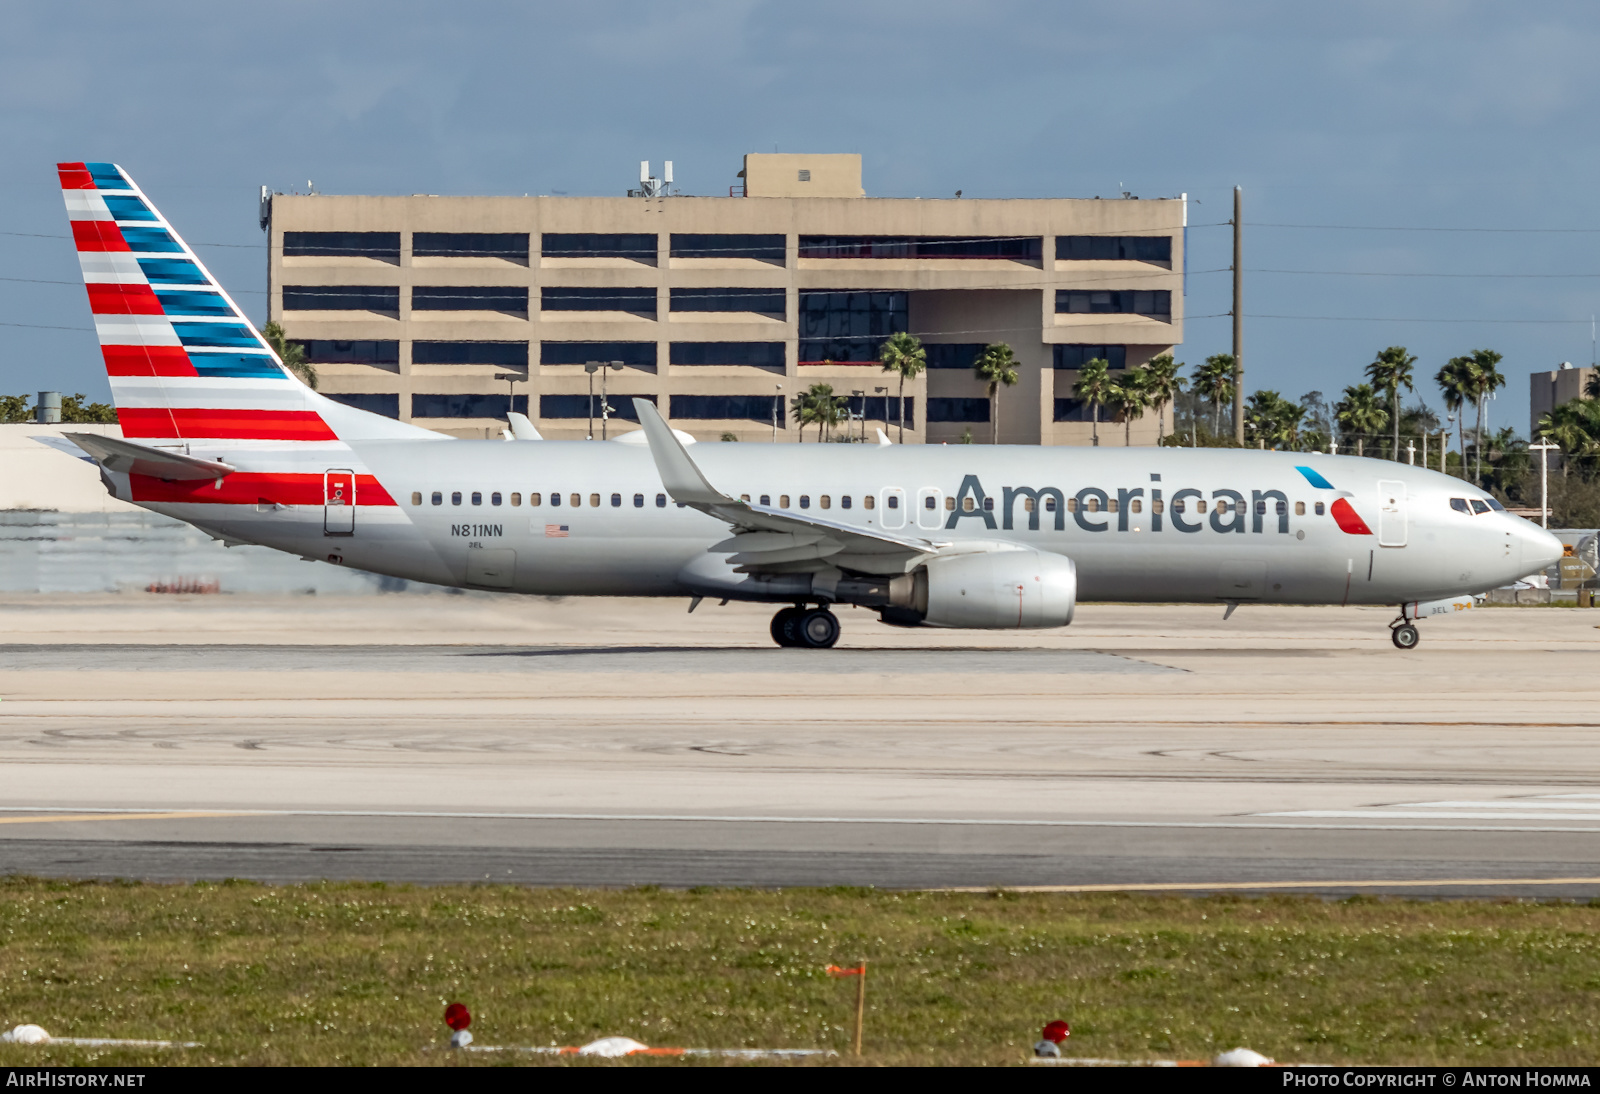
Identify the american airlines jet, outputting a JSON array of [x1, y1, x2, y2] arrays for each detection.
[[52, 162, 1563, 650]]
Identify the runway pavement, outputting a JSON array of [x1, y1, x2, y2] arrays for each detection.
[[2, 593, 1599, 896]]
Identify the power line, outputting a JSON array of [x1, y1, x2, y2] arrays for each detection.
[[1252, 221, 1600, 235], [1258, 268, 1600, 280]]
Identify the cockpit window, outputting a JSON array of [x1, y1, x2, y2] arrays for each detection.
[[1470, 499, 1490, 514], [1450, 498, 1471, 514], [1486, 498, 1505, 511]]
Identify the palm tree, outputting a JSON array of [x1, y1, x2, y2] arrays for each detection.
[[1142, 354, 1186, 440], [1465, 348, 1505, 484], [1585, 371, 1600, 401], [972, 342, 1019, 444], [1072, 357, 1114, 446], [1538, 401, 1599, 478], [1436, 355, 1478, 474], [1194, 353, 1236, 437], [791, 383, 845, 442], [262, 321, 318, 389], [1111, 367, 1154, 446], [878, 331, 926, 443], [1365, 346, 1417, 461], [1335, 384, 1388, 457], [1244, 390, 1303, 450]]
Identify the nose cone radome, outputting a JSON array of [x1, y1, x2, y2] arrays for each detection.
[[1518, 522, 1565, 575]]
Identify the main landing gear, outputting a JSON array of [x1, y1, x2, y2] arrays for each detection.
[[1389, 606, 1420, 651], [770, 605, 841, 649]]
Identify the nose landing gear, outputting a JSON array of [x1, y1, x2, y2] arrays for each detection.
[[770, 605, 840, 648], [1389, 604, 1420, 650]]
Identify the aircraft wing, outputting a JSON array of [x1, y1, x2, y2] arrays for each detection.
[[632, 398, 941, 575], [65, 433, 235, 482]]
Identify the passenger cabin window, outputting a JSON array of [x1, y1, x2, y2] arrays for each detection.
[[1045, 497, 1057, 512], [431, 491, 442, 506], [1470, 499, 1490, 514], [656, 493, 667, 507], [1196, 500, 1207, 514], [550, 493, 561, 507], [983, 497, 995, 512], [1294, 501, 1305, 516], [1151, 499, 1163, 514], [780, 495, 791, 508], [886, 496, 898, 509], [1024, 498, 1036, 512], [1109, 499, 1119, 514], [492, 492, 502, 506], [842, 496, 852, 509], [511, 493, 521, 507], [1085, 496, 1099, 513], [820, 495, 831, 509], [1215, 500, 1228, 515], [740, 494, 750, 502], [962, 497, 975, 512], [1130, 499, 1142, 514], [569, 493, 580, 507], [945, 497, 955, 511], [1172, 499, 1184, 513], [411, 492, 422, 506], [452, 492, 462, 506], [634, 494, 645, 508], [530, 493, 541, 506], [1276, 500, 1286, 515], [590, 494, 601, 508], [1314, 502, 1324, 516], [759, 494, 771, 505], [472, 492, 483, 506], [799, 495, 811, 509], [611, 493, 622, 507]]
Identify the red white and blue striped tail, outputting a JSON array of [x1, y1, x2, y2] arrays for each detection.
[[58, 161, 430, 446]]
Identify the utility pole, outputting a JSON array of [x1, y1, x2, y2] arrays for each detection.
[[1232, 185, 1244, 446], [1531, 442, 1558, 529]]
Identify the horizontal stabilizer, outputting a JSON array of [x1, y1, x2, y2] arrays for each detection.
[[66, 432, 235, 481]]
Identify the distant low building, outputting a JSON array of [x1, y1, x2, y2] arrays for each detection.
[[265, 153, 1186, 444], [1529, 362, 1596, 438]]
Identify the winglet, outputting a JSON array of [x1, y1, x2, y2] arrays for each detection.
[[875, 428, 892, 446], [506, 412, 543, 440], [632, 398, 726, 505]]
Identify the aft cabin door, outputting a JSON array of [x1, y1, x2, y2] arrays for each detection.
[[1377, 480, 1407, 547], [324, 469, 355, 536]]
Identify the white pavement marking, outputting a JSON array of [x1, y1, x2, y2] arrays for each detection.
[[1259, 793, 1600, 826], [5, 805, 1600, 834]]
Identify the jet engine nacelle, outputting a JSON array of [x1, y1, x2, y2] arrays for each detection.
[[921, 548, 1077, 628], [847, 548, 1077, 629]]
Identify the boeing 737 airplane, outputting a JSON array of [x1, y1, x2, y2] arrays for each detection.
[[51, 162, 1564, 649]]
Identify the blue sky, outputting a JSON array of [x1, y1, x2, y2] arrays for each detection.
[[4, 0, 1599, 434]]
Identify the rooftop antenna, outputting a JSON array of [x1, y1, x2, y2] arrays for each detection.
[[664, 160, 673, 186], [1591, 313, 1595, 367]]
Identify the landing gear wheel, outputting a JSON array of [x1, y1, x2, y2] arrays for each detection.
[[1391, 623, 1420, 650], [796, 608, 841, 649], [770, 607, 803, 647]]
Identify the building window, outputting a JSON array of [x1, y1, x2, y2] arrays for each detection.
[[413, 232, 528, 261], [283, 232, 399, 262], [282, 286, 399, 314], [413, 341, 528, 366], [798, 169, 811, 182], [670, 234, 786, 262], [842, 395, 910, 424], [670, 342, 785, 368], [1052, 345, 1128, 370], [1053, 398, 1093, 422], [413, 286, 527, 316], [542, 233, 656, 261], [412, 393, 523, 418], [668, 394, 786, 422], [927, 397, 990, 423], [538, 394, 655, 420], [670, 288, 785, 318], [797, 291, 908, 362], [324, 392, 399, 418], [1055, 290, 1171, 320], [541, 286, 657, 318], [1055, 236, 1173, 264], [924, 344, 986, 370], [799, 236, 1041, 260], [293, 340, 400, 365], [540, 341, 657, 367]]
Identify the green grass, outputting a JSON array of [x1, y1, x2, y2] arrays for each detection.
[[1, 878, 1598, 1066]]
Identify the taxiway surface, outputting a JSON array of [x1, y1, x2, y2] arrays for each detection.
[[2, 593, 1598, 896]]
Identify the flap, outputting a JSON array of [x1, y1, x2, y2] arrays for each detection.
[[66, 433, 235, 482]]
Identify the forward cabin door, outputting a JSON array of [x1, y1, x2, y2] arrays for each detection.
[[880, 487, 906, 530], [1377, 480, 1407, 547], [324, 469, 355, 536]]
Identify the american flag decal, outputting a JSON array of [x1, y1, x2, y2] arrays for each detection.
[[545, 524, 569, 538]]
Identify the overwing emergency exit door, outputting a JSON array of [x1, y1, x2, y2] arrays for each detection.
[[1376, 480, 1407, 547], [324, 469, 355, 536]]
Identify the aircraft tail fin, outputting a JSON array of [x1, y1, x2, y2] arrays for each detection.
[[57, 161, 434, 446]]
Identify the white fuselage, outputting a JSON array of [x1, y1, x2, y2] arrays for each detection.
[[120, 439, 1561, 607]]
